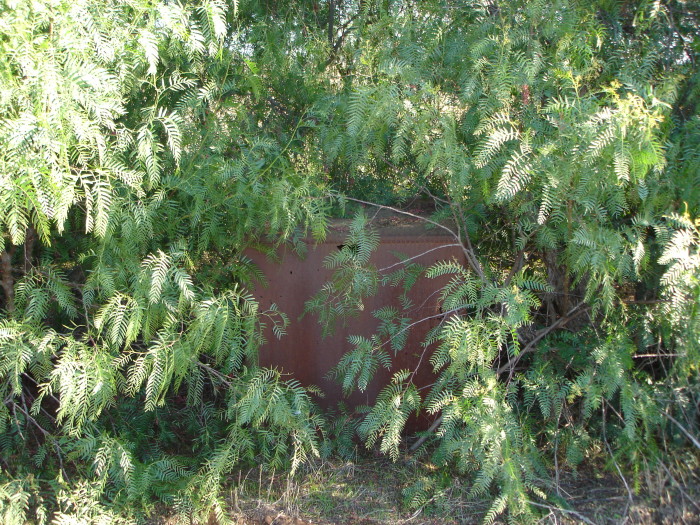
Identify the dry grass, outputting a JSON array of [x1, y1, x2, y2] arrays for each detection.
[[153, 451, 699, 525], [220, 453, 700, 525]]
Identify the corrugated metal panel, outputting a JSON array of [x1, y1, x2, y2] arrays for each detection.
[[246, 217, 466, 417]]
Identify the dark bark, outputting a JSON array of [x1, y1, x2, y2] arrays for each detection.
[[1, 245, 15, 312], [544, 249, 570, 317], [327, 0, 335, 46], [23, 226, 36, 274]]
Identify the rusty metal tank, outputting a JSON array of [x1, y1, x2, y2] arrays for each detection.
[[246, 213, 466, 416]]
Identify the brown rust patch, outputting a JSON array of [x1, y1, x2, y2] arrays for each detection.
[[246, 217, 466, 425]]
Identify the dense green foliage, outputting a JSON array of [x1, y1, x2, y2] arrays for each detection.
[[0, 1, 328, 523], [0, 0, 698, 523]]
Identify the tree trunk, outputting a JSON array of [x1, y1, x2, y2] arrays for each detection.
[[327, 0, 335, 46], [1, 246, 15, 313]]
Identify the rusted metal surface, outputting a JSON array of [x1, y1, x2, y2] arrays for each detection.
[[246, 216, 466, 416]]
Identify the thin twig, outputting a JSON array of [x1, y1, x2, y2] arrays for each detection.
[[375, 307, 464, 353], [409, 414, 443, 453], [496, 302, 590, 376], [657, 460, 700, 513], [9, 400, 69, 480], [633, 353, 681, 358], [341, 196, 486, 279], [663, 411, 700, 450], [197, 361, 234, 387], [526, 500, 597, 525], [377, 244, 462, 272], [602, 402, 634, 520]]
